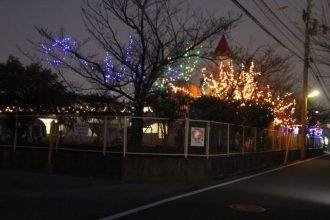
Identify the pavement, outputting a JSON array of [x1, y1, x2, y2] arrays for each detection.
[[0, 168, 217, 220], [1, 153, 330, 220]]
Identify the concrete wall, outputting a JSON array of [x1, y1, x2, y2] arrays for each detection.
[[121, 151, 301, 181], [0, 148, 324, 181]]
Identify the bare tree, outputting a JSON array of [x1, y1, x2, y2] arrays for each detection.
[[37, 0, 240, 117]]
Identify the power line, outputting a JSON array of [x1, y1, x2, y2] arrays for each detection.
[[230, 0, 304, 60], [273, 1, 303, 34], [309, 52, 330, 104], [251, 0, 304, 55], [322, 0, 330, 24], [287, 0, 305, 13], [232, 0, 330, 105], [232, 0, 304, 60], [259, 0, 304, 44], [258, 1, 330, 104]]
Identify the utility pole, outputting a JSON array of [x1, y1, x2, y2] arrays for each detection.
[[301, 0, 312, 159]]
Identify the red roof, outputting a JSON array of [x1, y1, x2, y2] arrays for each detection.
[[212, 35, 230, 57]]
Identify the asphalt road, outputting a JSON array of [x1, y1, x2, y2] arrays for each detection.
[[1, 153, 330, 220]]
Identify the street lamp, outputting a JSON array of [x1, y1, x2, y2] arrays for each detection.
[[307, 90, 320, 98]]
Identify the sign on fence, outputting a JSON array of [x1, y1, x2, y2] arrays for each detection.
[[190, 127, 205, 147]]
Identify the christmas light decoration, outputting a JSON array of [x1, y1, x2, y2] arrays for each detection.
[[104, 52, 114, 83], [168, 83, 201, 98], [41, 37, 78, 66], [40, 34, 296, 127], [200, 59, 296, 127], [271, 93, 296, 126], [153, 43, 202, 89], [1, 104, 130, 114], [41, 35, 135, 86], [119, 35, 134, 75], [102, 35, 134, 90]]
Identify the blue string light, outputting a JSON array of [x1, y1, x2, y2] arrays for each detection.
[[41, 35, 200, 90], [119, 35, 134, 78], [104, 52, 114, 83], [41, 35, 134, 84], [40, 36, 78, 66], [102, 35, 134, 84]]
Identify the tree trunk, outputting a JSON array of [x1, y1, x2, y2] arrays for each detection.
[[129, 104, 144, 148]]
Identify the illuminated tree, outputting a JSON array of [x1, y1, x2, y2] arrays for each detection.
[[153, 42, 202, 89], [201, 59, 296, 127], [36, 0, 240, 147], [271, 92, 296, 127], [201, 60, 272, 105], [36, 0, 239, 117]]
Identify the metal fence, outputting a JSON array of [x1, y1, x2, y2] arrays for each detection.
[[0, 114, 303, 157]]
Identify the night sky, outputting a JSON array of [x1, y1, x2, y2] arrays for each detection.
[[0, 0, 275, 64], [1, 0, 327, 105]]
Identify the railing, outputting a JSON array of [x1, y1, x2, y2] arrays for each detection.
[[0, 114, 303, 158]]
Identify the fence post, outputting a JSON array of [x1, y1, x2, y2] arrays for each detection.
[[102, 116, 107, 156], [279, 130, 282, 150], [54, 117, 60, 152], [296, 134, 299, 150], [227, 124, 230, 156], [123, 116, 128, 157], [13, 115, 18, 150], [254, 128, 257, 152], [242, 126, 245, 154], [205, 121, 210, 159], [55, 124, 60, 152], [55, 130, 59, 152], [184, 118, 189, 159], [272, 129, 275, 150]]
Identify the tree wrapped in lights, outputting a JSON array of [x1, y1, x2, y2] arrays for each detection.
[[153, 42, 202, 89], [41, 37, 79, 66], [202, 61, 272, 105], [201, 60, 237, 100], [201, 59, 296, 127], [36, 0, 239, 118], [271, 93, 296, 127], [41, 34, 134, 89]]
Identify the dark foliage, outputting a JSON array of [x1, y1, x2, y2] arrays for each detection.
[[239, 101, 273, 128], [189, 96, 273, 128], [146, 90, 192, 119], [189, 96, 240, 123], [0, 56, 75, 113]]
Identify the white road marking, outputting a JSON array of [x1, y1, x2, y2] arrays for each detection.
[[99, 154, 327, 220]]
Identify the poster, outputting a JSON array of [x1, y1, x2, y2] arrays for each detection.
[[190, 127, 205, 147]]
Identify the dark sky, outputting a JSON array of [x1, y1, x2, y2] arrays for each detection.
[[0, 0, 85, 64], [1, 0, 328, 105], [0, 0, 272, 64]]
